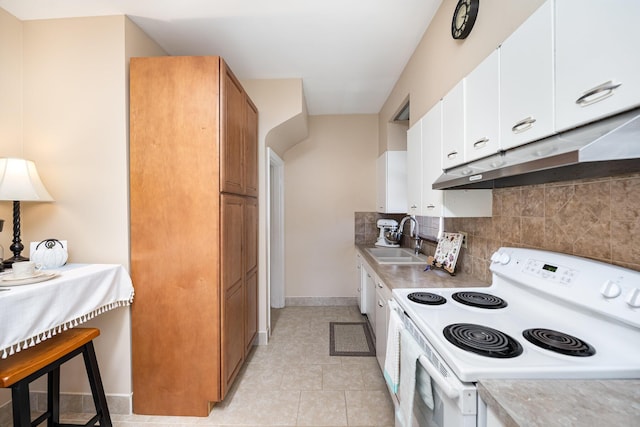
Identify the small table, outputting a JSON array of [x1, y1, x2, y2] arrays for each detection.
[[0, 264, 134, 359]]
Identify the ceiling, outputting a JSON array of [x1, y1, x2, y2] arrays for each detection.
[[0, 0, 442, 115]]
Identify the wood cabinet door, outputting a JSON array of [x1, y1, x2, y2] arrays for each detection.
[[221, 279, 244, 397], [130, 56, 222, 415], [244, 197, 258, 350], [220, 194, 245, 396], [221, 194, 243, 293], [220, 62, 245, 194], [245, 270, 258, 352], [244, 97, 259, 197]]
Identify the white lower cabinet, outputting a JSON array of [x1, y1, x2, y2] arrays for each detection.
[[356, 253, 366, 314], [363, 264, 377, 333], [357, 249, 393, 370], [374, 278, 392, 370]]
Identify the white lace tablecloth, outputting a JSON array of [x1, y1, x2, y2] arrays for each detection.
[[0, 263, 134, 359]]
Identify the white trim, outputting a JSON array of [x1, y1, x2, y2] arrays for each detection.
[[285, 297, 358, 306], [266, 148, 285, 338]]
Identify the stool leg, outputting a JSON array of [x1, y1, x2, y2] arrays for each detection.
[[82, 342, 111, 427], [11, 381, 31, 427], [48, 367, 60, 427]]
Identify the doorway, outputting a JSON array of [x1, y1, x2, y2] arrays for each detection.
[[267, 148, 285, 336]]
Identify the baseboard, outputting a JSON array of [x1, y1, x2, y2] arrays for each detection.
[[284, 296, 358, 306], [257, 330, 269, 345], [28, 391, 132, 415], [0, 401, 11, 426], [0, 392, 133, 426], [0, 392, 131, 425]]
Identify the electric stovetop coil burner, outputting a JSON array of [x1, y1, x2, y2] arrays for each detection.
[[443, 323, 523, 358], [452, 291, 508, 309], [408, 292, 446, 305], [523, 328, 596, 357]]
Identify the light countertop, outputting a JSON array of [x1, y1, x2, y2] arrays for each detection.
[[355, 244, 488, 290], [478, 379, 640, 427]]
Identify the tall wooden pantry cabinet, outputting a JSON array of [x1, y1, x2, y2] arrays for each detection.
[[129, 56, 258, 416]]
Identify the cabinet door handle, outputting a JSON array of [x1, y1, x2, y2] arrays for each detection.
[[576, 80, 622, 107], [447, 151, 458, 159], [426, 204, 436, 209], [377, 283, 383, 288], [512, 117, 536, 133], [473, 138, 488, 149], [410, 204, 418, 209], [378, 300, 384, 307]]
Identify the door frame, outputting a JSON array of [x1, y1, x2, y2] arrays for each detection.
[[266, 147, 285, 336]]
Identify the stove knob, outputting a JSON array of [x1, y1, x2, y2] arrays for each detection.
[[499, 253, 511, 265], [626, 288, 640, 308], [600, 280, 622, 299]]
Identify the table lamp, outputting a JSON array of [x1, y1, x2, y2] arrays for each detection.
[[0, 158, 53, 267]]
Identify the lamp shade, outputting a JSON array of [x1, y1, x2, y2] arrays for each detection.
[[0, 158, 53, 202]]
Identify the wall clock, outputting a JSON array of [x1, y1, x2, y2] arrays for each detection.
[[451, 0, 479, 40]]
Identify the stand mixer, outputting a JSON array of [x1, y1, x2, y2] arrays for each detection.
[[374, 219, 400, 247]]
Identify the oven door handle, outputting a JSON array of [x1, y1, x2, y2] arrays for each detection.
[[418, 355, 460, 400]]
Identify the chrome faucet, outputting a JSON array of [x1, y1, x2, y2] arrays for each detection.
[[399, 215, 421, 255]]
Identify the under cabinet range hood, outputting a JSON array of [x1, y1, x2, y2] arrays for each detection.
[[433, 108, 640, 190]]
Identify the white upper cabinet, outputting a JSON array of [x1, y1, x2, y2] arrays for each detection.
[[414, 100, 492, 218], [442, 80, 466, 170], [465, 49, 500, 162], [406, 120, 422, 215], [500, 1, 554, 150], [376, 151, 407, 214], [555, 0, 640, 132], [421, 102, 444, 215]]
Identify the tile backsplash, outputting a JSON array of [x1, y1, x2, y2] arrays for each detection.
[[356, 173, 640, 283]]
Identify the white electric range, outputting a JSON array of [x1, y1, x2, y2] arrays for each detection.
[[390, 247, 640, 427]]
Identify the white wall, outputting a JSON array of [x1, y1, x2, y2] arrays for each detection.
[[0, 7, 23, 406], [241, 78, 308, 340], [0, 11, 165, 406], [284, 115, 377, 298]]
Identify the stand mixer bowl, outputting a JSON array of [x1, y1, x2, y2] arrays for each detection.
[[384, 230, 402, 244]]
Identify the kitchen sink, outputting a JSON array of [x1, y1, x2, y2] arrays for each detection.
[[365, 247, 427, 265]]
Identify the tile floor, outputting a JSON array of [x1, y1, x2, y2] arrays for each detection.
[[61, 306, 395, 427]]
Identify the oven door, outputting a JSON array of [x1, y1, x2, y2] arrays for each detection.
[[391, 304, 477, 427]]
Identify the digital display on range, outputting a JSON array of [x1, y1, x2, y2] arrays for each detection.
[[542, 264, 558, 273]]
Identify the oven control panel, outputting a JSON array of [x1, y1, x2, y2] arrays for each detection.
[[522, 258, 578, 285], [491, 247, 640, 329]]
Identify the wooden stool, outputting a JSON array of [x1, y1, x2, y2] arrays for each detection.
[[0, 328, 111, 427]]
